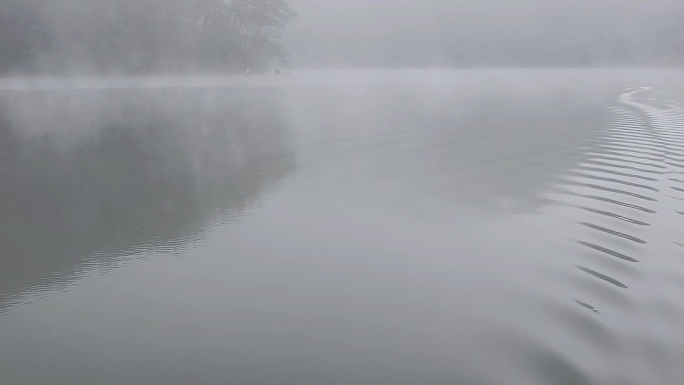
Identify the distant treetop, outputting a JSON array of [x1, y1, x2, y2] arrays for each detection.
[[0, 0, 297, 75]]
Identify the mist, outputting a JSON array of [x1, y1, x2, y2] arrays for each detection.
[[3, 0, 684, 75], [286, 0, 684, 68], [0, 0, 296, 76], [3, 1, 684, 385]]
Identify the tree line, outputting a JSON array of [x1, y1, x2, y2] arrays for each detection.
[[0, 0, 296, 75]]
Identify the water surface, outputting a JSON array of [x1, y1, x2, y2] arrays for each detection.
[[1, 69, 684, 385]]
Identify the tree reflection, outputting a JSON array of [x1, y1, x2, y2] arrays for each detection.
[[0, 87, 294, 312]]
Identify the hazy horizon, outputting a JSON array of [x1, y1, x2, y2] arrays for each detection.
[[2, 0, 684, 76], [285, 0, 684, 69]]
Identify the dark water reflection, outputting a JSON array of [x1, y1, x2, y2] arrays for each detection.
[[0, 87, 294, 312], [1, 70, 684, 385]]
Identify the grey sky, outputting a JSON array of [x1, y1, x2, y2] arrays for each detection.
[[286, 0, 684, 67]]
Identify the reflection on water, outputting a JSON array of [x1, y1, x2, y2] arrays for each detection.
[[1, 70, 684, 385], [0, 87, 294, 312]]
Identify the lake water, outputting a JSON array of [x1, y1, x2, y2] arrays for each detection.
[[1, 69, 684, 384]]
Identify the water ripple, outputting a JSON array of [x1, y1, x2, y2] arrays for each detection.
[[575, 300, 599, 313], [577, 241, 640, 262], [567, 172, 660, 192], [577, 266, 629, 288], [552, 87, 684, 323], [580, 160, 663, 175], [574, 165, 658, 182], [579, 223, 648, 244], [578, 207, 650, 226], [561, 181, 657, 201], [551, 188, 657, 213]]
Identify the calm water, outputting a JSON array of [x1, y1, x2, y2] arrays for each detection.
[[1, 69, 684, 384]]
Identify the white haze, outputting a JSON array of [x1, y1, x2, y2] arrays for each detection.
[[286, 0, 684, 68]]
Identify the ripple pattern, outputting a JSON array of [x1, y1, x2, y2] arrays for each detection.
[[548, 88, 684, 313]]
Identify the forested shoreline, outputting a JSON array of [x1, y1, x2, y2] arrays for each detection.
[[0, 0, 296, 75]]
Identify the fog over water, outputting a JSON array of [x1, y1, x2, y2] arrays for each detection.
[[1, 69, 684, 384], [2, 1, 684, 385]]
